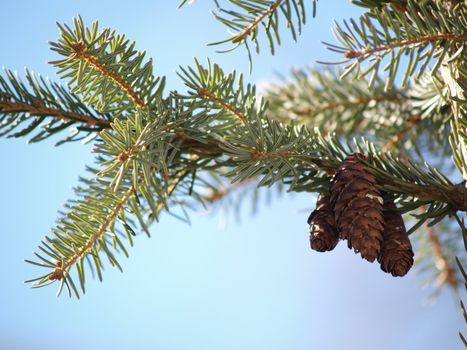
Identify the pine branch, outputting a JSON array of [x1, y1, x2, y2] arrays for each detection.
[[454, 215, 467, 346], [0, 101, 109, 127], [229, 0, 284, 43], [203, 177, 257, 203], [208, 0, 316, 61], [49, 16, 165, 116], [322, 0, 467, 89], [352, 0, 408, 11], [25, 56, 467, 297], [0, 69, 111, 144], [264, 68, 452, 156], [382, 114, 421, 151], [68, 42, 146, 108], [177, 58, 263, 128], [18, 7, 466, 301], [264, 68, 409, 133], [26, 150, 191, 297], [425, 219, 458, 288], [178, 61, 467, 214], [441, 57, 467, 180], [343, 33, 465, 61], [48, 184, 136, 283]]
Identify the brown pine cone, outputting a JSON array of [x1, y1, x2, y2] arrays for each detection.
[[378, 200, 414, 277], [330, 153, 384, 262], [308, 194, 340, 252]]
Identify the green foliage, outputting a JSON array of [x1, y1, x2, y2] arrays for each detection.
[[0, 7, 465, 344], [50, 16, 165, 116], [0, 68, 110, 145], [22, 46, 466, 297], [177, 58, 263, 127], [321, 0, 466, 90], [264, 67, 454, 160], [196, 0, 316, 64]]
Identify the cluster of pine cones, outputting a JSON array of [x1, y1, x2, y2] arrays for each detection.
[[307, 153, 414, 277]]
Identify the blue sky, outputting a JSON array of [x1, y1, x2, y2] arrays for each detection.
[[0, 1, 464, 349]]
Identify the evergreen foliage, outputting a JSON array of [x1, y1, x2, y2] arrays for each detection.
[[1, 0, 466, 340]]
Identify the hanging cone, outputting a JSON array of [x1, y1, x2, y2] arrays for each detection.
[[378, 200, 414, 277], [330, 153, 384, 262], [308, 194, 340, 252]]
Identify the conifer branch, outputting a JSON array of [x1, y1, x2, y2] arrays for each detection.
[[0, 100, 111, 127], [68, 42, 146, 108], [49, 16, 165, 115], [343, 32, 467, 60], [440, 58, 467, 180], [455, 215, 467, 346], [264, 68, 410, 134], [425, 219, 459, 288], [323, 0, 467, 89], [382, 114, 421, 151], [178, 60, 467, 213], [286, 94, 404, 118], [197, 88, 248, 124], [0, 69, 111, 144], [49, 185, 136, 282], [264, 68, 451, 157], [203, 178, 257, 203], [231, 0, 284, 44], [208, 0, 316, 60], [17, 10, 466, 308]]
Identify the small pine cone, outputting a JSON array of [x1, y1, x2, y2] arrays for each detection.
[[308, 194, 340, 252], [378, 201, 414, 277], [330, 153, 384, 262]]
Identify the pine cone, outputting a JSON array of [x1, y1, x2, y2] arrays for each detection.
[[308, 194, 340, 252], [330, 153, 384, 262], [378, 201, 414, 277]]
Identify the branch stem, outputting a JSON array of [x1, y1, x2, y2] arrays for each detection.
[[70, 42, 146, 108], [290, 94, 404, 117], [0, 100, 111, 127], [50, 185, 135, 280], [197, 88, 248, 123], [344, 32, 467, 59], [424, 216, 458, 288], [232, 0, 284, 43]]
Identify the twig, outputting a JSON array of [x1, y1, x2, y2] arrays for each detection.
[[231, 0, 284, 44], [0, 100, 111, 127], [344, 32, 467, 59], [422, 210, 459, 288], [50, 185, 136, 280], [70, 42, 146, 108]]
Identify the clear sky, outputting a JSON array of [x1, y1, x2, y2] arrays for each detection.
[[0, 1, 464, 349]]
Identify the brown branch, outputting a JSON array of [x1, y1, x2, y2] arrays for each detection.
[[204, 177, 257, 203], [231, 0, 284, 43], [344, 32, 467, 59], [382, 114, 422, 151], [423, 211, 458, 289], [70, 42, 146, 108], [0, 100, 111, 127]]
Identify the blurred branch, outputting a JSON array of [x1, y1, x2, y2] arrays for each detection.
[[204, 177, 258, 203], [424, 218, 459, 289]]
